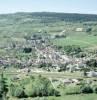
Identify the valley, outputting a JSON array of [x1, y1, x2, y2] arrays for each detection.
[[1, 12, 97, 100]]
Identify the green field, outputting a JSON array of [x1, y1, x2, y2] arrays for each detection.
[[48, 94, 97, 100], [53, 34, 97, 48], [9, 94, 97, 100]]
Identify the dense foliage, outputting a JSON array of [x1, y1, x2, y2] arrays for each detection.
[[86, 59, 97, 68], [8, 75, 60, 98], [1, 12, 97, 22], [64, 45, 82, 55], [0, 73, 8, 99]]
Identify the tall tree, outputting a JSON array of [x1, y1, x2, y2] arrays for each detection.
[[0, 73, 8, 100]]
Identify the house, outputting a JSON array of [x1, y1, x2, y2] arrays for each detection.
[[86, 71, 97, 77], [63, 79, 73, 84], [76, 28, 83, 32], [72, 79, 80, 85]]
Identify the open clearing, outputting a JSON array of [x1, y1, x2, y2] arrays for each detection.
[[48, 94, 97, 100], [9, 94, 97, 100], [53, 35, 97, 48]]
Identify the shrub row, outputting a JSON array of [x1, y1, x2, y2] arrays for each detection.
[[64, 85, 97, 95], [9, 76, 60, 98]]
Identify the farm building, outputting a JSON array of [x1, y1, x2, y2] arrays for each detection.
[[86, 71, 97, 77], [76, 28, 83, 32]]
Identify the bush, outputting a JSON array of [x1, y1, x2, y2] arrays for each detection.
[[64, 45, 82, 55], [10, 84, 26, 98], [86, 28, 92, 33], [25, 84, 37, 97], [86, 59, 97, 68], [39, 63, 52, 68], [0, 73, 8, 98], [10, 76, 60, 98], [64, 86, 80, 95], [25, 76, 60, 97], [14, 86, 26, 98], [47, 85, 60, 96], [92, 86, 97, 93], [23, 47, 32, 53], [80, 85, 93, 94], [76, 52, 86, 58], [9, 84, 15, 96]]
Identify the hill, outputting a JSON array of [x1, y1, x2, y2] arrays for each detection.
[[1, 12, 97, 22]]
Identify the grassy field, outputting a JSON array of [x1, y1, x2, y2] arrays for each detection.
[[53, 34, 97, 48], [48, 94, 97, 100], [9, 94, 97, 100]]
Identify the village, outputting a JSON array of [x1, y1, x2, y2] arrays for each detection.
[[1, 32, 97, 89]]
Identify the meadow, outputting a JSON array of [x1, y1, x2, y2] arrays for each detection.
[[53, 34, 97, 48]]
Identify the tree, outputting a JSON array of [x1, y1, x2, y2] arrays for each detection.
[[86, 28, 92, 33], [86, 28, 92, 35], [24, 75, 60, 97], [9, 84, 26, 98], [80, 85, 93, 94], [64, 45, 82, 56], [0, 73, 8, 100], [86, 59, 97, 68], [23, 47, 32, 53]]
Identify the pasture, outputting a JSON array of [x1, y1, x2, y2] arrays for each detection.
[[53, 34, 97, 48]]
